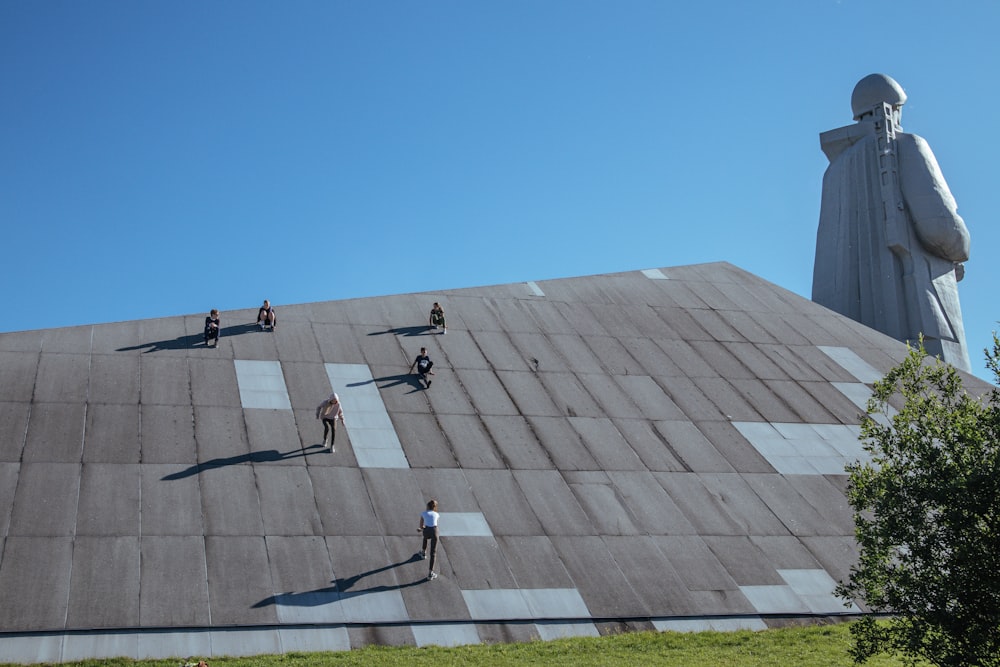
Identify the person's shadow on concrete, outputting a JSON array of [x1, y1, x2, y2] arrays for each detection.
[[252, 554, 427, 608], [118, 323, 262, 353], [367, 325, 435, 337], [162, 446, 324, 480], [348, 373, 426, 393]]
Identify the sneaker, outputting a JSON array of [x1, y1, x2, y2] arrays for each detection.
[[419, 550, 426, 559], [426, 379, 432, 387], [428, 572, 438, 580]]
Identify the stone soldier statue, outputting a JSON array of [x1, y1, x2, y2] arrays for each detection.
[[813, 73, 971, 372]]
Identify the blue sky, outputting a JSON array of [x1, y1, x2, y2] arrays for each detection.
[[2, 1, 998, 378]]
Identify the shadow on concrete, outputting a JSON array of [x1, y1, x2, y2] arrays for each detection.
[[367, 325, 435, 337], [162, 446, 325, 480], [348, 373, 426, 392], [117, 323, 262, 353], [252, 554, 427, 608]]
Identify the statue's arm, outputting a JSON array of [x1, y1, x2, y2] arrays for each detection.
[[898, 133, 970, 262]]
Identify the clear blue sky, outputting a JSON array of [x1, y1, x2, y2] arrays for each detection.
[[2, 1, 997, 377]]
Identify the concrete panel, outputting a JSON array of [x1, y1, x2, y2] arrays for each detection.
[[190, 357, 242, 407], [89, 354, 140, 404], [653, 473, 748, 536], [409, 468, 480, 514], [727, 378, 802, 423], [465, 470, 544, 536], [0, 536, 73, 630], [741, 473, 832, 537], [76, 463, 140, 535], [62, 633, 139, 662], [694, 420, 774, 473], [496, 536, 575, 589], [698, 473, 791, 536], [227, 326, 281, 362], [140, 536, 211, 627], [536, 621, 601, 639], [652, 420, 734, 473], [611, 375, 685, 420], [568, 417, 646, 471], [654, 617, 767, 632], [438, 414, 505, 469], [605, 471, 697, 535], [520, 416, 594, 471], [137, 630, 212, 659], [702, 536, 785, 586], [8, 462, 80, 536], [550, 536, 648, 617], [440, 512, 493, 537], [255, 466, 323, 535], [205, 536, 278, 625], [412, 623, 482, 648], [607, 419, 683, 472], [716, 311, 781, 345], [261, 535, 342, 624], [209, 628, 282, 657], [140, 356, 191, 406], [83, 403, 140, 463], [142, 464, 203, 535], [652, 535, 740, 592], [0, 351, 38, 401], [235, 360, 292, 410], [34, 353, 89, 403], [278, 627, 352, 653], [651, 311, 713, 344], [446, 536, 517, 590], [309, 466, 383, 536], [454, 368, 520, 416], [199, 465, 265, 536], [514, 470, 596, 536], [656, 375, 725, 421], [690, 339, 754, 379], [243, 408, 304, 460], [272, 320, 322, 361], [0, 402, 30, 462], [313, 323, 366, 363], [606, 536, 698, 616], [462, 588, 531, 619], [481, 415, 554, 470], [545, 334, 605, 374], [194, 405, 250, 464], [393, 412, 459, 469], [0, 463, 18, 536], [690, 377, 763, 421], [566, 479, 640, 536], [506, 332, 571, 373], [22, 402, 86, 463], [66, 536, 140, 628], [361, 468, 424, 536], [140, 404, 196, 464], [0, 635, 64, 664]]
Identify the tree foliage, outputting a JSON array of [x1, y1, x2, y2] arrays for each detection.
[[838, 337, 1000, 666]]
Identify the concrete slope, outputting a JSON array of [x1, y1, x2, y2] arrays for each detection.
[[0, 262, 990, 662]]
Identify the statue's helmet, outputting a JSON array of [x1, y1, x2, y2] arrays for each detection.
[[851, 73, 907, 120]]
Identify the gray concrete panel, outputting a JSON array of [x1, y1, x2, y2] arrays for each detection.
[[142, 464, 204, 535], [137, 629, 212, 659], [605, 471, 697, 535], [261, 535, 337, 618], [362, 468, 424, 536], [438, 414, 505, 469], [433, 330, 491, 370], [550, 536, 648, 617], [565, 477, 640, 536], [469, 331, 530, 371], [741, 473, 833, 537], [797, 380, 869, 424], [205, 536, 278, 625], [652, 420, 734, 473], [690, 377, 763, 421], [653, 473, 748, 536], [0, 634, 64, 664], [513, 470, 595, 536], [194, 405, 250, 464], [66, 536, 140, 629], [496, 536, 575, 589], [455, 368, 520, 416], [506, 332, 570, 373], [577, 373, 644, 419], [698, 473, 792, 536], [280, 360, 331, 413], [277, 626, 352, 654], [493, 370, 562, 417], [584, 335, 646, 377], [0, 351, 38, 402], [689, 340, 755, 379], [683, 281, 743, 311], [243, 409, 304, 460], [607, 419, 683, 472], [0, 329, 42, 352], [613, 375, 685, 420], [622, 337, 686, 376], [34, 353, 89, 403], [412, 623, 482, 648], [308, 466, 383, 536], [445, 536, 518, 589], [76, 463, 139, 535], [0, 463, 17, 536], [524, 416, 599, 471], [83, 403, 140, 462], [652, 282, 711, 310], [481, 415, 554, 470], [346, 624, 416, 648], [755, 344, 825, 381], [784, 474, 856, 535], [410, 469, 479, 515], [273, 321, 322, 362], [702, 536, 785, 586], [568, 417, 646, 471], [209, 627, 282, 657], [0, 402, 29, 462], [227, 326, 280, 361], [537, 373, 603, 419], [39, 326, 92, 354], [0, 536, 73, 630], [8, 462, 80, 536], [140, 404, 196, 463], [715, 309, 780, 345], [465, 470, 544, 537], [746, 312, 811, 346], [694, 420, 774, 473], [491, 299, 543, 334], [190, 357, 241, 408], [749, 536, 825, 570], [787, 345, 860, 383], [199, 465, 265, 536], [606, 536, 698, 615], [799, 536, 860, 586], [361, 327, 412, 369], [134, 317, 198, 358], [554, 300, 610, 336], [751, 379, 836, 423], [654, 339, 718, 377], [61, 633, 138, 662], [687, 309, 746, 343], [89, 354, 140, 404], [651, 308, 715, 342], [255, 466, 323, 536], [421, 368, 479, 417], [545, 334, 605, 374], [652, 535, 740, 592], [140, 356, 191, 406], [313, 323, 365, 363], [720, 342, 790, 380], [381, 536, 469, 621], [520, 299, 575, 335], [393, 412, 459, 469], [91, 320, 140, 354]]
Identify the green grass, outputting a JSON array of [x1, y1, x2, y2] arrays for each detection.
[[3, 622, 917, 667]]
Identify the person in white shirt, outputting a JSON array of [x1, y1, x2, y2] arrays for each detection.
[[418, 499, 440, 580]]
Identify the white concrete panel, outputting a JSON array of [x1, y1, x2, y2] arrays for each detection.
[[462, 589, 532, 620], [347, 428, 404, 449], [818, 346, 882, 384], [62, 633, 139, 663], [779, 569, 860, 613], [339, 589, 409, 622], [0, 635, 63, 665], [733, 421, 782, 441], [440, 512, 493, 537], [526, 281, 546, 296], [738, 585, 810, 614], [235, 360, 292, 410], [412, 623, 482, 647], [326, 363, 409, 469], [832, 382, 873, 411], [768, 456, 822, 475], [138, 631, 212, 660], [653, 617, 767, 632], [278, 626, 351, 653], [535, 621, 600, 640], [210, 628, 282, 657], [354, 448, 410, 469], [641, 269, 669, 280], [771, 423, 820, 439], [522, 588, 590, 618]]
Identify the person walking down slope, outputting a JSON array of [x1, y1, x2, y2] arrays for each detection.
[[409, 347, 435, 388], [315, 392, 344, 451], [429, 302, 446, 334], [418, 499, 440, 580]]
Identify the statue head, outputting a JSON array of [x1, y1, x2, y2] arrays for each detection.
[[851, 73, 907, 121]]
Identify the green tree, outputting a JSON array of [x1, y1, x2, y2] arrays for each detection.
[[838, 338, 1000, 666]]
